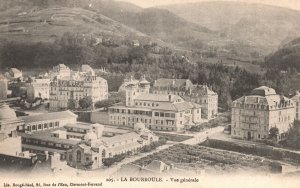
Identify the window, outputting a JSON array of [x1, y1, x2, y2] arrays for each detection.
[[76, 150, 81, 162], [38, 124, 42, 129], [155, 112, 159, 117]]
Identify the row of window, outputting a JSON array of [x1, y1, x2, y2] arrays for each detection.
[[135, 101, 160, 107], [23, 138, 72, 149], [27, 121, 59, 132]]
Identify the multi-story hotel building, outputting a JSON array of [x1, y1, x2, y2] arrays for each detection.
[[0, 75, 7, 100], [26, 78, 50, 101], [49, 65, 108, 111], [49, 64, 71, 80], [108, 76, 202, 131], [152, 79, 218, 119], [231, 86, 295, 141], [291, 91, 300, 121]]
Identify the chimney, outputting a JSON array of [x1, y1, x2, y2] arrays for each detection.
[[11, 130, 17, 138], [44, 151, 49, 161]]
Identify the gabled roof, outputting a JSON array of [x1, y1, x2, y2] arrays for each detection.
[[191, 85, 217, 95], [10, 68, 22, 75], [145, 160, 169, 173], [20, 111, 77, 124]]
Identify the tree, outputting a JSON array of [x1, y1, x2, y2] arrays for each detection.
[[79, 96, 93, 109], [285, 120, 300, 149], [67, 99, 76, 109], [269, 127, 279, 141]]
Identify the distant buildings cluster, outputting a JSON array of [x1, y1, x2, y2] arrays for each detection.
[[0, 104, 158, 170], [109, 76, 202, 132]]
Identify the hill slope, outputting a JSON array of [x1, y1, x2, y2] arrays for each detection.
[[265, 37, 300, 71], [159, 1, 300, 55], [0, 6, 151, 43]]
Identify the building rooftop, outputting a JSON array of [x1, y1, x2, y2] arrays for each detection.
[[0, 104, 17, 121], [154, 79, 193, 88], [64, 123, 130, 134], [135, 94, 183, 103], [251, 86, 276, 96], [111, 101, 201, 112], [18, 131, 80, 146], [144, 160, 168, 173], [19, 110, 77, 124], [101, 132, 141, 145], [10, 68, 22, 75], [191, 85, 217, 95], [234, 86, 294, 108]]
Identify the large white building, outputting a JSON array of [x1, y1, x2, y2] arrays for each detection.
[[49, 64, 71, 80], [49, 65, 108, 111], [108, 76, 202, 131], [66, 122, 158, 170], [0, 75, 7, 100], [26, 78, 50, 101], [291, 91, 300, 121], [231, 86, 295, 141], [152, 79, 218, 119]]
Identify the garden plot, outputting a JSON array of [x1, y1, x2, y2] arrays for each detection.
[[133, 144, 283, 175]]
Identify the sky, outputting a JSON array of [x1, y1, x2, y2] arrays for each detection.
[[118, 0, 300, 11]]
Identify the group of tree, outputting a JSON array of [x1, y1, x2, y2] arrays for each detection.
[[67, 96, 93, 110], [281, 120, 300, 149], [102, 153, 127, 167], [139, 138, 167, 153], [95, 92, 125, 110], [1, 31, 295, 109]]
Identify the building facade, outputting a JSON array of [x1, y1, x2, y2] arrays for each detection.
[[50, 64, 71, 80], [66, 122, 158, 170], [291, 91, 300, 121], [152, 79, 218, 119], [0, 75, 7, 100], [231, 86, 295, 141], [109, 77, 202, 131], [26, 78, 50, 101], [49, 65, 108, 111], [18, 110, 77, 133]]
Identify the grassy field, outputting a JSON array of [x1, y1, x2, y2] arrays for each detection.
[[153, 132, 193, 142]]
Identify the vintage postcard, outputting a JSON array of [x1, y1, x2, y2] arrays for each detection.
[[0, 0, 300, 188]]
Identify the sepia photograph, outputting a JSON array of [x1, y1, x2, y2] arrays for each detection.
[[0, 0, 300, 187]]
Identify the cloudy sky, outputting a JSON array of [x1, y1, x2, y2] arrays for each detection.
[[118, 0, 300, 10]]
